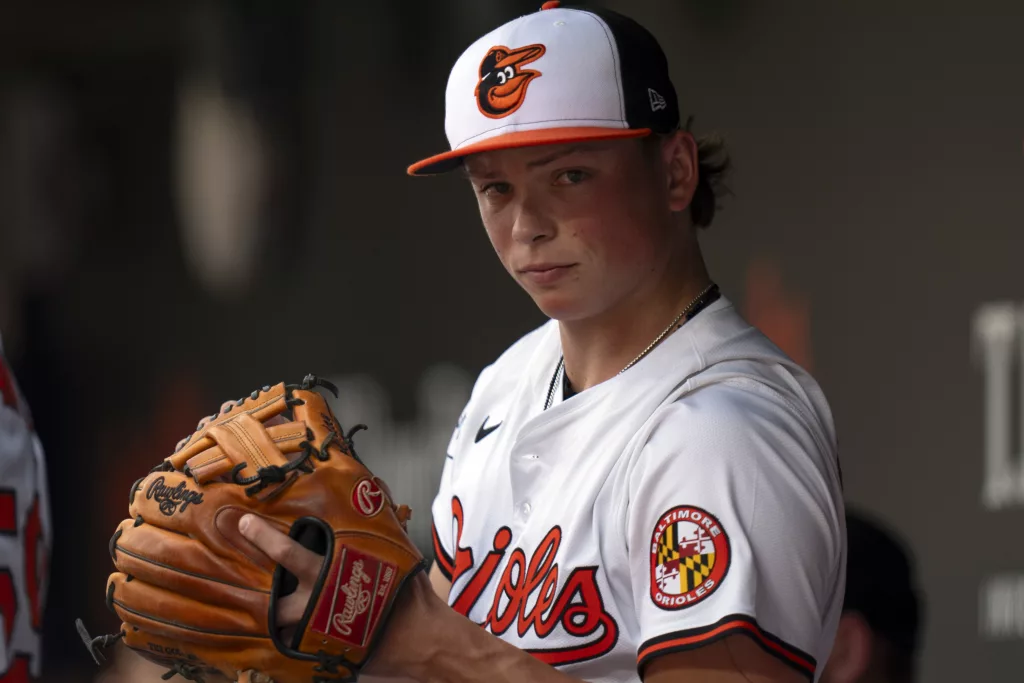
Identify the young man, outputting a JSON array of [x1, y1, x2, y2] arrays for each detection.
[[240, 3, 846, 682]]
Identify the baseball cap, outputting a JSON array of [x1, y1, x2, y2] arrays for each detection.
[[407, 1, 681, 176], [843, 511, 923, 656]]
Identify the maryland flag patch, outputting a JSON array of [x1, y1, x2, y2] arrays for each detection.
[[650, 505, 730, 610]]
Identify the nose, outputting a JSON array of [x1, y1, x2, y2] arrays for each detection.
[[510, 193, 555, 245]]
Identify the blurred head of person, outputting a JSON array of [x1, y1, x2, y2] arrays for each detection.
[[821, 510, 923, 683]]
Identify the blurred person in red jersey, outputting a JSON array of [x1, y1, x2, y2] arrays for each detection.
[[0, 336, 52, 682]]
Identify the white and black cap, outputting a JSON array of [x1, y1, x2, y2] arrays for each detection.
[[408, 1, 681, 175]]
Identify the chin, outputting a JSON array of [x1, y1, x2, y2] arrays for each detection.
[[526, 291, 596, 322]]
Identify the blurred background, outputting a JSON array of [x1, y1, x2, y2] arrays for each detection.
[[0, 0, 1022, 681]]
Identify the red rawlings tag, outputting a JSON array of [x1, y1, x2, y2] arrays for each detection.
[[311, 546, 398, 647]]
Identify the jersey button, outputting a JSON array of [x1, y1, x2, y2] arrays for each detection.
[[521, 502, 532, 515]]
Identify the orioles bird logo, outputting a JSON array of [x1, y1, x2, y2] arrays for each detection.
[[475, 44, 546, 119]]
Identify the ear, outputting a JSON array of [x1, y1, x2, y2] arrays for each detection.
[[661, 129, 699, 213], [820, 613, 874, 683]]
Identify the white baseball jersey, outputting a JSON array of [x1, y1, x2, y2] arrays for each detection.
[[431, 296, 845, 682], [0, 339, 51, 682]]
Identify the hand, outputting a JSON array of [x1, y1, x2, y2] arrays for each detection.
[[237, 514, 323, 628], [238, 514, 440, 679]]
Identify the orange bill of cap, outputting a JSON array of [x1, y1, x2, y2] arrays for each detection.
[[407, 126, 652, 176]]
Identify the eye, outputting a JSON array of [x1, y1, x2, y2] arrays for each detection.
[[554, 169, 589, 185], [504, 66, 515, 81], [496, 71, 507, 85], [479, 181, 512, 198]]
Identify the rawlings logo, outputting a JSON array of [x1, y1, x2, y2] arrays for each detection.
[[311, 547, 397, 648], [353, 478, 386, 517], [146, 477, 204, 516], [332, 560, 373, 636], [447, 497, 619, 667]]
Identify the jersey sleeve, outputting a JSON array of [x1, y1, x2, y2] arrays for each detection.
[[627, 379, 844, 680]]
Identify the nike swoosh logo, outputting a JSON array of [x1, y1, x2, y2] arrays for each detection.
[[475, 416, 502, 444]]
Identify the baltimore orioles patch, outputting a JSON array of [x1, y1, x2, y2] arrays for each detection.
[[650, 505, 730, 610], [475, 44, 546, 119]]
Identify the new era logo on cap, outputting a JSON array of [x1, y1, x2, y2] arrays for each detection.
[[408, 3, 681, 175], [648, 88, 667, 112]]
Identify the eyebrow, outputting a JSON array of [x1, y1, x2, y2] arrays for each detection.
[[525, 143, 608, 168], [464, 143, 608, 180]]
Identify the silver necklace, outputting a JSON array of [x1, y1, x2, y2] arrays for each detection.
[[543, 282, 719, 410]]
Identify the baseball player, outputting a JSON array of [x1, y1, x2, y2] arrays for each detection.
[[0, 337, 51, 682], [234, 3, 846, 682]]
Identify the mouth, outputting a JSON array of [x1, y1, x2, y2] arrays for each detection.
[[519, 262, 575, 274], [517, 263, 578, 286]]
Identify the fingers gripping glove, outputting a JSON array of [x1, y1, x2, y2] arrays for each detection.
[[85, 375, 426, 683]]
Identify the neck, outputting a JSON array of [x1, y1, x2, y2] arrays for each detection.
[[558, 238, 711, 393]]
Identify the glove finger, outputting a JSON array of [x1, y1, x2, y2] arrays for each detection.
[[109, 573, 263, 640], [121, 625, 269, 682], [128, 471, 213, 524], [115, 518, 273, 589], [113, 542, 270, 617], [126, 474, 283, 571]]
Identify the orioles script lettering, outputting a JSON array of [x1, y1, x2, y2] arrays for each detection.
[[447, 497, 618, 666]]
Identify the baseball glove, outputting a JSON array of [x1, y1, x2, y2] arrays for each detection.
[[78, 375, 426, 683]]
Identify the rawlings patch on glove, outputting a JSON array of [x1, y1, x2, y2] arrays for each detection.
[[78, 375, 426, 683]]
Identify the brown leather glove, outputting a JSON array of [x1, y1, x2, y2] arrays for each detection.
[[84, 375, 426, 683]]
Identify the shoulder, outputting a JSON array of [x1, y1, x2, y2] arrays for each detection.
[[635, 372, 840, 500], [683, 301, 838, 456]]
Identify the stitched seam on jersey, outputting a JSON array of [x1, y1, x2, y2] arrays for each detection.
[[716, 375, 832, 622], [718, 375, 830, 458], [686, 334, 708, 374], [115, 545, 270, 593], [749, 453, 761, 610]]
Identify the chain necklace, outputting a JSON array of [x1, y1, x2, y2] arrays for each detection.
[[543, 282, 719, 411]]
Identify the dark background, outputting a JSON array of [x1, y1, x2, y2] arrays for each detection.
[[1, 1, 1022, 680]]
